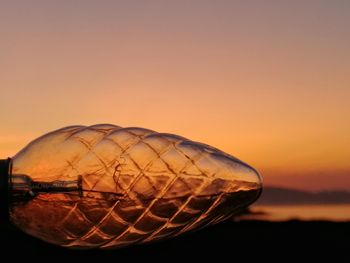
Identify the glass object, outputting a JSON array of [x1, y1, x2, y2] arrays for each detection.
[[1, 124, 262, 249]]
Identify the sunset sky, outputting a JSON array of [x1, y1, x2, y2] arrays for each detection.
[[0, 1, 349, 191]]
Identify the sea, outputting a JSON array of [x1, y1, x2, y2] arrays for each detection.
[[238, 204, 350, 222]]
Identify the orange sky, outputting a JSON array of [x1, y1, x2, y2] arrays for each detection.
[[0, 1, 349, 190]]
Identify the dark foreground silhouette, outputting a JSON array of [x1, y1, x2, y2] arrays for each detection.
[[1, 220, 349, 260]]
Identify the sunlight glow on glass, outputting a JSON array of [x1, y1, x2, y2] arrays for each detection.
[[2, 124, 262, 249]]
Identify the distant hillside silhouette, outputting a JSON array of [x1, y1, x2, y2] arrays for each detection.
[[256, 186, 350, 205]]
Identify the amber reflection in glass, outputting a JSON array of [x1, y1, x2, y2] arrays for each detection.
[[10, 124, 262, 249]]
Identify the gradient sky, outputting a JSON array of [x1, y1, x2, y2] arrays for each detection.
[[1, 1, 349, 191]]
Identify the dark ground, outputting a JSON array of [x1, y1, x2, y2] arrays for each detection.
[[2, 220, 349, 261]]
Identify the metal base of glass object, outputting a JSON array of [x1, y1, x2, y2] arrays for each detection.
[[0, 158, 11, 222]]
